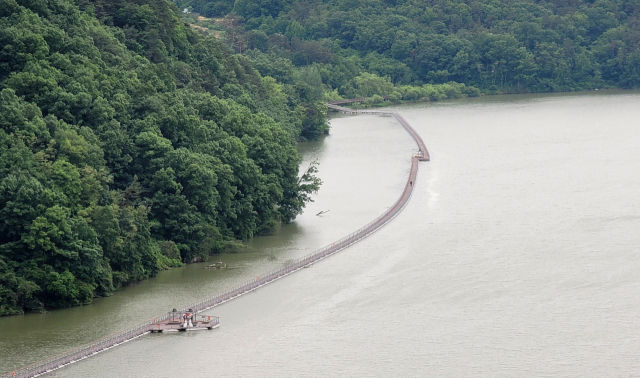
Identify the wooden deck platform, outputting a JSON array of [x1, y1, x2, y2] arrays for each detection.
[[149, 314, 219, 332]]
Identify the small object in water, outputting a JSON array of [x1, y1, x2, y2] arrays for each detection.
[[316, 210, 330, 216], [206, 261, 227, 269]]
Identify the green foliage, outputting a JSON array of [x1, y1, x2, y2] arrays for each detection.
[[343, 72, 394, 98], [233, 0, 293, 19], [0, 0, 322, 315], [183, 0, 640, 93], [279, 159, 322, 223]]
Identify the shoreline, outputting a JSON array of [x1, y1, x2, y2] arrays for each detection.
[[329, 87, 630, 110], [1, 106, 430, 378]]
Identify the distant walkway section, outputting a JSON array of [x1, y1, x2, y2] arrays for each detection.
[[1, 102, 430, 378], [326, 103, 430, 161]]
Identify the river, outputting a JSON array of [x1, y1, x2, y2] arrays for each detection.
[[1, 90, 639, 377]]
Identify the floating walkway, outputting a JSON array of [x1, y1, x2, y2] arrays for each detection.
[[1, 102, 429, 378], [326, 103, 430, 161]]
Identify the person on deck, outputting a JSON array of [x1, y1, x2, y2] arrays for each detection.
[[183, 309, 194, 328]]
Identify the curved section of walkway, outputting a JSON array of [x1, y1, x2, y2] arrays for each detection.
[[2, 104, 430, 378], [326, 103, 430, 161], [392, 113, 430, 161]]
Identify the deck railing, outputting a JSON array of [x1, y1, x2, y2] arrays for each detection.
[[1, 104, 427, 378]]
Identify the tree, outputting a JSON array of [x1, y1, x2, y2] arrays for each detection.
[[0, 0, 324, 315], [278, 159, 321, 223]]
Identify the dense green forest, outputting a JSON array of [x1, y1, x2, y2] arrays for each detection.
[[0, 0, 326, 315], [178, 0, 640, 97], [2, 0, 639, 316]]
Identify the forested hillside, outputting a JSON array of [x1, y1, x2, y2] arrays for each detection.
[[0, 0, 325, 315], [179, 0, 640, 96]]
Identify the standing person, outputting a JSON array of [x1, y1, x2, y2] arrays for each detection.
[[183, 309, 194, 328]]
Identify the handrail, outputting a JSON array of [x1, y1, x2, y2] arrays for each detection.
[[1, 104, 429, 378]]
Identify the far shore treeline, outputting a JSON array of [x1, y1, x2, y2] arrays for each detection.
[[0, 0, 325, 315], [179, 0, 640, 104]]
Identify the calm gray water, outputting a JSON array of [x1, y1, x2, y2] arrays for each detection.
[[2, 91, 639, 377]]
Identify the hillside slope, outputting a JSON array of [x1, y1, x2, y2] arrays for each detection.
[[0, 0, 323, 315], [180, 0, 640, 94]]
